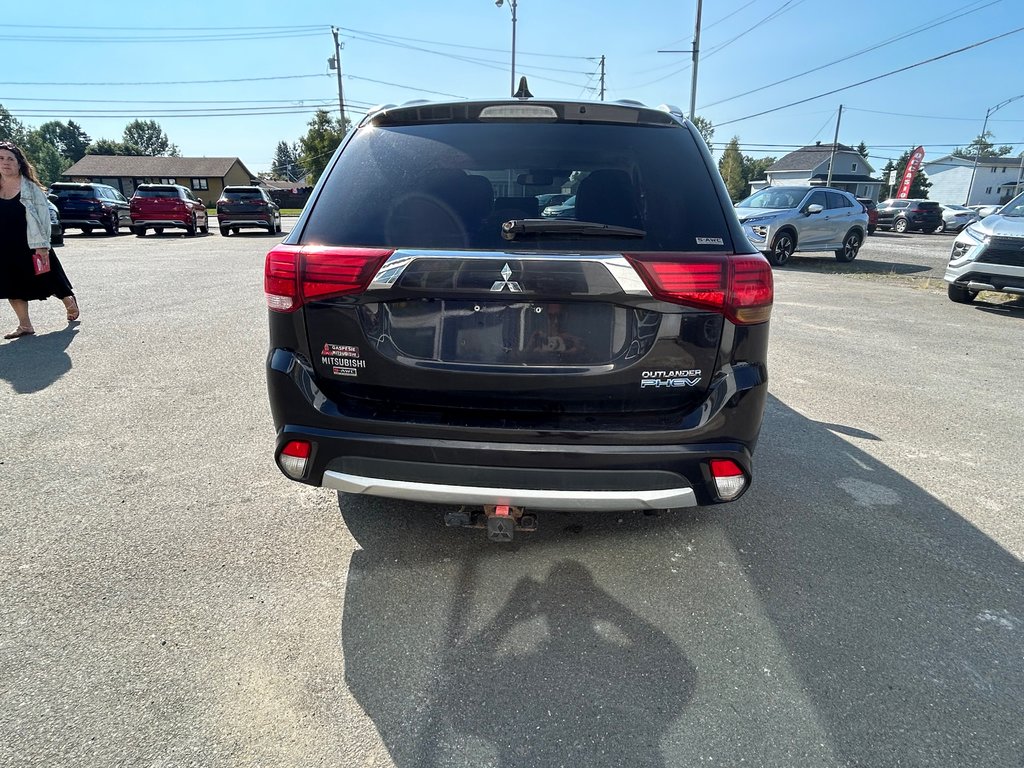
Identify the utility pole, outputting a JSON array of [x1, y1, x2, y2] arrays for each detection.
[[598, 55, 605, 101], [330, 27, 347, 128], [826, 104, 843, 188], [657, 0, 703, 121], [689, 0, 703, 121]]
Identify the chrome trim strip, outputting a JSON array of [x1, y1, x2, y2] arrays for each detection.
[[322, 470, 696, 510], [368, 249, 651, 295], [133, 220, 189, 226], [218, 219, 273, 227]]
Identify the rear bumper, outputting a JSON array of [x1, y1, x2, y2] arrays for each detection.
[[132, 218, 189, 228], [267, 348, 766, 509]]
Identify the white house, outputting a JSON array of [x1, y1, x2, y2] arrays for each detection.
[[921, 155, 1024, 206], [749, 142, 882, 199]]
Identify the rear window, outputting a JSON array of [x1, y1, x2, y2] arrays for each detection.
[[916, 202, 941, 210], [135, 188, 179, 199], [221, 190, 263, 200], [301, 121, 734, 252], [54, 188, 96, 199]]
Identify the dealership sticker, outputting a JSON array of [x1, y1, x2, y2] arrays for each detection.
[[322, 343, 359, 357]]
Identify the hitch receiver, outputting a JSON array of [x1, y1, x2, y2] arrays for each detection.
[[443, 504, 537, 541]]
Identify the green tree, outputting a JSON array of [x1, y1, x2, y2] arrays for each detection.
[[881, 150, 931, 199], [952, 131, 1013, 160], [123, 119, 179, 156], [742, 154, 775, 185], [271, 140, 304, 182], [86, 138, 132, 156], [718, 136, 746, 202], [37, 120, 91, 163], [298, 110, 349, 185], [691, 115, 714, 151], [0, 104, 27, 144], [856, 141, 869, 159], [23, 131, 65, 186]]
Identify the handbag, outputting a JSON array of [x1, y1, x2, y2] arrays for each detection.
[[32, 250, 51, 275]]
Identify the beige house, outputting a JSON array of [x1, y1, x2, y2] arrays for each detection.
[[60, 156, 258, 204]]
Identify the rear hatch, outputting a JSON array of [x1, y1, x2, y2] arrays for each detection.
[[218, 189, 268, 218], [270, 103, 770, 426], [132, 188, 184, 217], [53, 186, 103, 217]]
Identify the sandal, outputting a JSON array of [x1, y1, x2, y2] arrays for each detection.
[[4, 326, 35, 339], [64, 296, 80, 322]]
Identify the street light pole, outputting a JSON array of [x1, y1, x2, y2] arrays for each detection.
[[688, 0, 703, 122], [965, 94, 1024, 205], [495, 0, 518, 97]]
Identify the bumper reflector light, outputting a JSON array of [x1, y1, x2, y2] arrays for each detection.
[[280, 440, 312, 479], [709, 459, 747, 501]]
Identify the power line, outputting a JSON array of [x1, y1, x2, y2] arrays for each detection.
[[846, 106, 1024, 123], [700, 0, 1002, 110], [337, 26, 592, 60], [0, 30, 326, 43], [701, 0, 809, 61], [0, 74, 330, 87], [715, 25, 1024, 127]]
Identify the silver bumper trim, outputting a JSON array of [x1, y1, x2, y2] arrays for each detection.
[[218, 219, 273, 227], [322, 470, 697, 511], [133, 220, 188, 227]]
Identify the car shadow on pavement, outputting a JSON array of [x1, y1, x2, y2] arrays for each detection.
[[0, 325, 78, 393], [779, 255, 932, 276], [974, 296, 1024, 318], [337, 395, 1023, 766]]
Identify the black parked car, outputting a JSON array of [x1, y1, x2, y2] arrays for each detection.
[[875, 199, 943, 233], [46, 194, 64, 246], [49, 182, 130, 235], [216, 185, 281, 236], [265, 90, 774, 539]]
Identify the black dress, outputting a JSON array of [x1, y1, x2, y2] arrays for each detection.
[[0, 193, 74, 301]]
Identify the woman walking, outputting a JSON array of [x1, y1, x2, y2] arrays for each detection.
[[0, 140, 79, 339]]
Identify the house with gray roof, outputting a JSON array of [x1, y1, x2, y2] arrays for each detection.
[[921, 154, 1024, 206], [749, 142, 882, 199], [61, 155, 259, 205]]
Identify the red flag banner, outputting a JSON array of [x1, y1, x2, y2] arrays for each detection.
[[897, 146, 926, 199]]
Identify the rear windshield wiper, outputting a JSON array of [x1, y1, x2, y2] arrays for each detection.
[[501, 218, 646, 240]]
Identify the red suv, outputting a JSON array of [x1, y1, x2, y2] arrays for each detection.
[[130, 184, 209, 237]]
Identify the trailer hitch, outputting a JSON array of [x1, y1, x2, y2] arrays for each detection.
[[444, 504, 537, 542]]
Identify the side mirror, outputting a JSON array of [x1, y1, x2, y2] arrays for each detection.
[[805, 203, 824, 215]]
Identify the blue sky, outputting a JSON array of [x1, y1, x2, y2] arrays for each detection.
[[4, 0, 1023, 175]]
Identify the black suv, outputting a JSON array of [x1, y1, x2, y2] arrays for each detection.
[[216, 185, 281, 236], [49, 182, 130, 235], [876, 199, 942, 233], [265, 94, 773, 536]]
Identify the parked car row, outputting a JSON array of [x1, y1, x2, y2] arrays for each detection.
[[47, 182, 282, 238]]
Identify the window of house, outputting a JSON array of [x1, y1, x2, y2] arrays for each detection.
[[986, 187, 992, 194], [159, 178, 176, 185], [191, 178, 208, 191], [991, 167, 997, 173], [852, 162, 857, 172]]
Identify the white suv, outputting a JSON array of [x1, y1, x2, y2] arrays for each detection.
[[945, 192, 1024, 304], [735, 186, 869, 267]]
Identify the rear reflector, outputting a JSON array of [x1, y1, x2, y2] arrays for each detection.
[[624, 252, 773, 325], [279, 440, 312, 479], [265, 245, 393, 312], [709, 458, 747, 501]]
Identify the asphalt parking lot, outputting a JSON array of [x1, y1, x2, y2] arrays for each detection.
[[1, 225, 1022, 767]]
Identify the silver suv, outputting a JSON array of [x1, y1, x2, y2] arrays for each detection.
[[945, 191, 1024, 304], [735, 186, 868, 266]]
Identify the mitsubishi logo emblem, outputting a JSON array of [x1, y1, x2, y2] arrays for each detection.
[[490, 263, 522, 292]]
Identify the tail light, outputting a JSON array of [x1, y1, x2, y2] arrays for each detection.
[[625, 252, 773, 325], [264, 244, 393, 312], [708, 458, 747, 500], [279, 440, 311, 478]]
